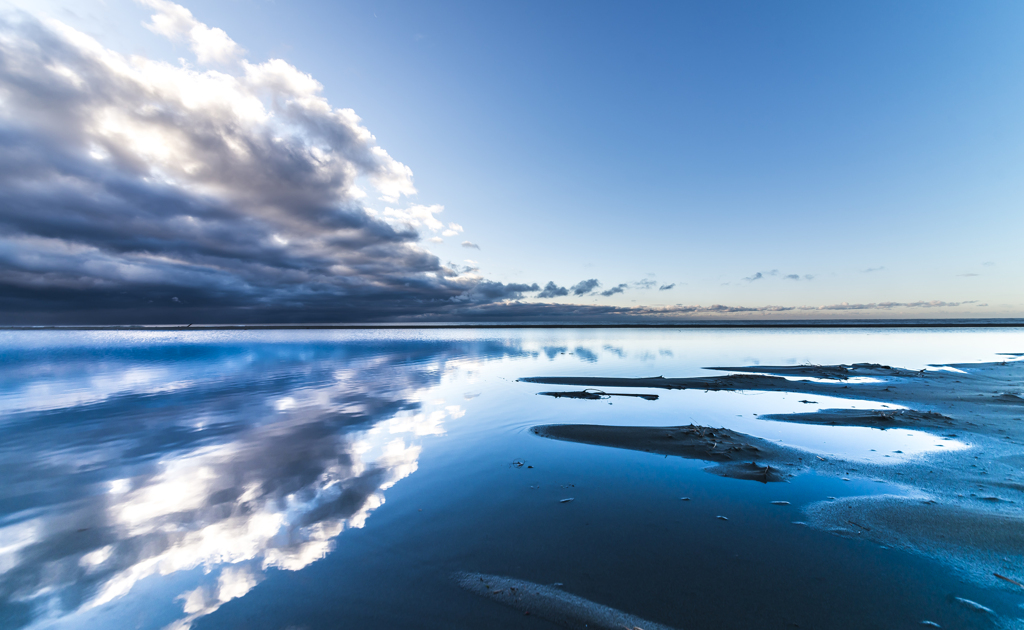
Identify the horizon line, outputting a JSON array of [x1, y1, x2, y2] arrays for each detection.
[[3, 318, 1024, 331]]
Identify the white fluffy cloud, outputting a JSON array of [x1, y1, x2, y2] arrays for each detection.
[[380, 204, 446, 232], [141, 0, 244, 64]]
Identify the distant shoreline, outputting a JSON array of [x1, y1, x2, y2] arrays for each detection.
[[2, 319, 1023, 331]]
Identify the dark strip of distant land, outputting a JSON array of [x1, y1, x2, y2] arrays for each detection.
[[3, 319, 1023, 331]]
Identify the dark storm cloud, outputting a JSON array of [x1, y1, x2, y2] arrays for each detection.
[[536, 282, 569, 298], [0, 9, 524, 324], [570, 279, 601, 296]]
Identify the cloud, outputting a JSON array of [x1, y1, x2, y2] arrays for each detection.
[[810, 300, 976, 311], [442, 222, 463, 237], [536, 281, 569, 298], [658, 283, 675, 291], [958, 273, 979, 277], [743, 270, 810, 283], [141, 0, 244, 64], [600, 283, 628, 297], [461, 241, 480, 249], [862, 266, 886, 273], [380, 204, 445, 232], [426, 298, 985, 322], [0, 7, 529, 324], [456, 281, 539, 303], [982, 262, 995, 267], [570, 278, 601, 296], [632, 279, 656, 289]]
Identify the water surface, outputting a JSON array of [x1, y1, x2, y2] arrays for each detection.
[[1, 328, 1022, 629]]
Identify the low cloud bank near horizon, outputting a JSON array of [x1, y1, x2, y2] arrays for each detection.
[[0, 295, 992, 325], [414, 299, 988, 324]]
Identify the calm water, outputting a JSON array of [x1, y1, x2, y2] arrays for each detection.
[[1, 328, 1023, 630]]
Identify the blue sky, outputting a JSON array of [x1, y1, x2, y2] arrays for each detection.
[[1, 0, 1022, 322]]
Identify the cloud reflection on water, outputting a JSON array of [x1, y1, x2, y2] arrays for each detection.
[[0, 333, 528, 629]]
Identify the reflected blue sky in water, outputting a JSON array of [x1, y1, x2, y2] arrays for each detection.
[[1, 328, 1021, 629]]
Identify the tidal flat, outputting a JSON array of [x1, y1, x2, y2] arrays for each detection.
[[1, 327, 1022, 629]]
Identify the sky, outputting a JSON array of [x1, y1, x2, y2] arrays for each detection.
[[0, 0, 1022, 324]]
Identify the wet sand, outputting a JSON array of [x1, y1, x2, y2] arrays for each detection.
[[523, 358, 1024, 596], [533, 423, 792, 482], [522, 359, 1024, 441]]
